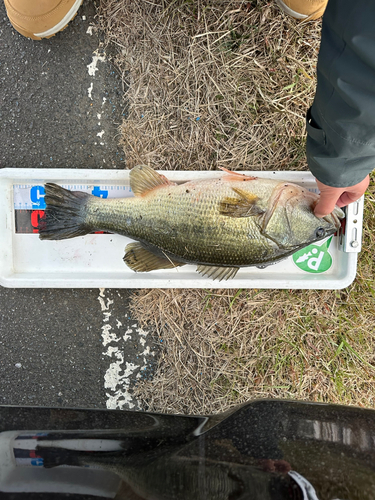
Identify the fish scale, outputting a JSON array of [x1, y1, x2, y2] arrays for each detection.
[[84, 178, 277, 266]]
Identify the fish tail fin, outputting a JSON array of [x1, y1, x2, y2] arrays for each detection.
[[38, 183, 92, 240]]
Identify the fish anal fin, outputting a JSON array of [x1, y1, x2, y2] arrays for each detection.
[[219, 188, 264, 218], [197, 265, 239, 281], [129, 165, 176, 196], [219, 167, 257, 181], [124, 242, 185, 272]]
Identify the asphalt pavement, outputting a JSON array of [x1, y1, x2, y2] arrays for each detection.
[[0, 1, 157, 410]]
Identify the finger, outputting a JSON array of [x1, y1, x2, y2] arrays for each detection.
[[336, 190, 365, 207], [314, 194, 341, 218]]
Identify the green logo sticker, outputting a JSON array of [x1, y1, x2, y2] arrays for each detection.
[[292, 237, 333, 274]]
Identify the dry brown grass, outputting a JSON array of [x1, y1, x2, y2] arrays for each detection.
[[98, 0, 320, 171], [129, 277, 375, 415], [97, 0, 375, 415]]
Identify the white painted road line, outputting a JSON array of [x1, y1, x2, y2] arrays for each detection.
[[98, 289, 155, 410]]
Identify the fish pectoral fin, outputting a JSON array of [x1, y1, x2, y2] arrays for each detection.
[[197, 265, 239, 281], [124, 243, 185, 272], [129, 165, 176, 196], [219, 188, 265, 218]]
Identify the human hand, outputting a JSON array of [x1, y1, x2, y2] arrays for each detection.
[[314, 175, 370, 218]]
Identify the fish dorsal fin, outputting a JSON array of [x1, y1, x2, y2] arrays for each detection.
[[124, 242, 185, 272], [219, 167, 257, 182], [219, 188, 265, 218], [197, 265, 239, 281], [129, 165, 176, 196]]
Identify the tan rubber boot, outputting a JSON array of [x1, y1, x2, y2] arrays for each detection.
[[4, 0, 84, 40], [275, 0, 328, 20]]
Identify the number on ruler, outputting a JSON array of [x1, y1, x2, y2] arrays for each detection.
[[30, 186, 46, 209], [92, 186, 108, 198], [31, 210, 45, 233]]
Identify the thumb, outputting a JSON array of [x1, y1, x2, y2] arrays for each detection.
[[314, 186, 342, 218]]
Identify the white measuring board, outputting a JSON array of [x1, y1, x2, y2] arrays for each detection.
[[0, 168, 363, 289]]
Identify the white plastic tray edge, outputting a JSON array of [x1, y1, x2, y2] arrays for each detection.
[[0, 168, 361, 289]]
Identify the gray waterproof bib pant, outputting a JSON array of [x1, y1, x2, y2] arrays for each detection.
[[306, 0, 375, 187]]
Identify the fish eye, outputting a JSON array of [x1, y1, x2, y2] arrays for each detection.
[[315, 227, 326, 238]]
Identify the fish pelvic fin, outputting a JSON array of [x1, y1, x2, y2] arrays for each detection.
[[38, 183, 91, 240], [219, 188, 265, 218], [197, 265, 239, 281], [124, 242, 185, 272], [129, 165, 176, 196]]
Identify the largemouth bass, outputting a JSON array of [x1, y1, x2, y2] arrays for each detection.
[[39, 166, 344, 280]]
